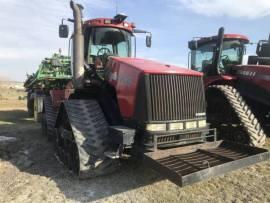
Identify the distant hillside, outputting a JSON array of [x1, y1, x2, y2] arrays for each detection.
[[0, 80, 25, 101], [0, 81, 24, 90]]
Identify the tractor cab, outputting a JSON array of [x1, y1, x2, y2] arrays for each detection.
[[59, 14, 151, 78], [189, 28, 249, 76], [84, 16, 134, 68]]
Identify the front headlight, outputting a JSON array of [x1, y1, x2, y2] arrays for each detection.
[[169, 122, 184, 131], [186, 121, 197, 129], [146, 124, 166, 132], [198, 120, 207, 128]]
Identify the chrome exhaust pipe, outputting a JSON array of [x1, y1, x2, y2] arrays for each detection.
[[70, 0, 84, 89]]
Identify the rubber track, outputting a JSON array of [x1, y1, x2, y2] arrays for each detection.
[[43, 97, 58, 140], [207, 85, 266, 147], [63, 100, 119, 178]]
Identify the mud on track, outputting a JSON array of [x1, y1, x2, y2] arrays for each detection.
[[0, 102, 270, 203]]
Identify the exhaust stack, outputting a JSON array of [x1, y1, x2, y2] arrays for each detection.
[[213, 27, 225, 75], [213, 27, 224, 75], [70, 0, 84, 89]]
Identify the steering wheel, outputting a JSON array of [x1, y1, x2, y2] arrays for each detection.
[[96, 47, 112, 66], [221, 55, 229, 61], [97, 47, 112, 56]]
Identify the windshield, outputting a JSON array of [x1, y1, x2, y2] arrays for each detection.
[[191, 40, 244, 72], [87, 27, 132, 64], [191, 43, 215, 72]]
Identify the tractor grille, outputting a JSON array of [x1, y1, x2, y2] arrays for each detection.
[[148, 74, 205, 121]]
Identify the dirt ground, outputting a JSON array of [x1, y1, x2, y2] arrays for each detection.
[[0, 93, 270, 203]]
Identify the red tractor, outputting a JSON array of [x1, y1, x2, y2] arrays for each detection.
[[188, 27, 267, 146], [41, 2, 269, 187], [239, 34, 270, 132]]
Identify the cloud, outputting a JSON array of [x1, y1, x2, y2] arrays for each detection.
[[171, 0, 270, 19], [0, 0, 112, 80]]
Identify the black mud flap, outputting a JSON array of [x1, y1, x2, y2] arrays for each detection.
[[143, 140, 270, 187]]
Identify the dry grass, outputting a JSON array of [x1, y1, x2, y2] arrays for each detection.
[[0, 82, 26, 110]]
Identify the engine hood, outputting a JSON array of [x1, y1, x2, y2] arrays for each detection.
[[109, 57, 202, 77], [105, 57, 204, 120]]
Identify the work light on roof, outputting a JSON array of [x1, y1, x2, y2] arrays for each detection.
[[114, 13, 128, 23]]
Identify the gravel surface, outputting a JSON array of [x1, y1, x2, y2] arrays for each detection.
[[0, 103, 270, 203]]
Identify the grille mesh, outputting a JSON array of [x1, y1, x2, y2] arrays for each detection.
[[157, 133, 202, 144], [148, 74, 205, 121]]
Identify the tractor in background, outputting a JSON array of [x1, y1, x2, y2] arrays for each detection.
[[240, 34, 270, 133], [188, 28, 267, 146], [24, 52, 72, 122], [41, 1, 269, 187]]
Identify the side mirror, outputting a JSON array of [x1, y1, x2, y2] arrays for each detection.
[[59, 24, 69, 38], [146, 35, 152, 48]]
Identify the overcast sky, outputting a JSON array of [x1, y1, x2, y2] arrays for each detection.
[[0, 0, 270, 81]]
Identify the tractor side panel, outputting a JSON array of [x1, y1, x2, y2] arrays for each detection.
[[105, 59, 142, 119], [232, 65, 270, 106]]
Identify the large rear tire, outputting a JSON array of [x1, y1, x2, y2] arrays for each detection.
[[56, 100, 119, 178], [206, 85, 266, 147]]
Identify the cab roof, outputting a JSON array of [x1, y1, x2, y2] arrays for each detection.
[[196, 34, 250, 47], [83, 18, 135, 33]]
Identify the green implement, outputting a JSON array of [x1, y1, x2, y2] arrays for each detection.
[[24, 53, 72, 121]]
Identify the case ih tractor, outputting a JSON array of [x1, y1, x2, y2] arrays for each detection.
[[41, 1, 269, 186], [24, 52, 72, 122], [188, 28, 267, 147]]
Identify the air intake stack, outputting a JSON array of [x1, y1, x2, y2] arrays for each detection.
[[70, 0, 84, 89]]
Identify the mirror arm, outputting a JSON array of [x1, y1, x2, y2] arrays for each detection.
[[133, 29, 151, 35], [61, 18, 74, 24], [133, 29, 152, 48], [68, 18, 75, 23]]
